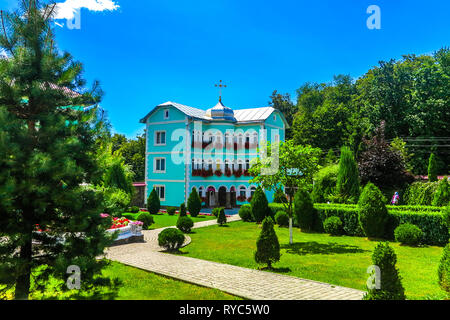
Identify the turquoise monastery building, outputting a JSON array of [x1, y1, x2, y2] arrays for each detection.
[[139, 99, 288, 208]]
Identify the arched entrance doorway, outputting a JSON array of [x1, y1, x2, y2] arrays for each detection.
[[230, 186, 236, 207], [218, 186, 227, 207], [207, 186, 216, 207]]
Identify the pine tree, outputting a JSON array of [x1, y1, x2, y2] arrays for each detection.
[[179, 202, 187, 217], [254, 217, 280, 269], [0, 1, 116, 299], [147, 188, 160, 214], [187, 187, 202, 217], [428, 153, 438, 182], [364, 242, 406, 300], [104, 158, 134, 196], [336, 146, 360, 203], [250, 186, 271, 223]]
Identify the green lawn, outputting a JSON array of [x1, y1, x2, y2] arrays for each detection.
[[122, 211, 217, 229], [4, 261, 241, 300], [175, 221, 447, 300]]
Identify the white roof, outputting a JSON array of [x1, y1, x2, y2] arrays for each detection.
[[141, 101, 285, 125]]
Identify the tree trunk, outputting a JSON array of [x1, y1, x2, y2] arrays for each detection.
[[15, 234, 32, 300]]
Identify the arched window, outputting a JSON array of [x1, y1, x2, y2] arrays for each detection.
[[245, 159, 250, 170], [239, 186, 246, 198], [250, 186, 256, 197]]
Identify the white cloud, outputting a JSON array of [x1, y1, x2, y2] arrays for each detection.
[[53, 0, 120, 20]]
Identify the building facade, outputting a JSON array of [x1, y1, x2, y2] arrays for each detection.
[[139, 100, 288, 208]]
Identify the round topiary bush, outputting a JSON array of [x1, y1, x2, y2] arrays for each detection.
[[137, 212, 154, 230], [394, 223, 423, 246], [294, 188, 315, 231], [176, 216, 194, 233], [166, 207, 176, 216], [358, 182, 389, 238], [158, 228, 185, 251], [275, 211, 289, 227], [238, 205, 253, 222], [323, 216, 343, 236]]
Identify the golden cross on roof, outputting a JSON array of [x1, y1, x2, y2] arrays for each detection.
[[215, 80, 227, 102]]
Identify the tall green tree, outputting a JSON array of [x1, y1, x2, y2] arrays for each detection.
[[428, 153, 438, 182], [269, 90, 295, 139], [250, 140, 321, 244], [0, 1, 117, 299], [114, 133, 146, 182], [336, 146, 360, 203]]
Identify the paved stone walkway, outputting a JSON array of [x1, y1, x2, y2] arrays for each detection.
[[105, 216, 365, 300]]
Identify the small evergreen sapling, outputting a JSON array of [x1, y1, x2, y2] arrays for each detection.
[[254, 217, 280, 269], [179, 203, 187, 217], [336, 146, 360, 203], [147, 188, 160, 214], [217, 208, 227, 226], [364, 242, 406, 300]]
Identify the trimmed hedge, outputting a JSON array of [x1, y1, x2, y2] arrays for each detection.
[[394, 223, 423, 246], [313, 203, 449, 245]]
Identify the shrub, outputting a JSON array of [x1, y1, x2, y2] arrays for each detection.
[[336, 146, 360, 203], [364, 242, 405, 300], [294, 189, 315, 231], [137, 212, 154, 230], [179, 203, 187, 217], [250, 186, 271, 223], [313, 204, 363, 236], [358, 182, 389, 238], [102, 187, 131, 217], [187, 187, 202, 217], [432, 177, 449, 207], [254, 217, 280, 269], [394, 223, 423, 246], [176, 216, 194, 233], [147, 188, 160, 214], [312, 164, 339, 203], [428, 153, 438, 182], [166, 207, 176, 216], [158, 228, 185, 251], [438, 242, 450, 294], [238, 205, 253, 222], [275, 211, 289, 227], [217, 208, 227, 226], [212, 207, 221, 217], [404, 181, 440, 206], [273, 187, 287, 203], [323, 216, 343, 236], [128, 206, 140, 213]]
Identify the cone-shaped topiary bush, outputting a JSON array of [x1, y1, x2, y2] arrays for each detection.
[[179, 203, 187, 217], [273, 187, 287, 203], [358, 182, 388, 238], [428, 153, 438, 182], [217, 207, 227, 226], [364, 242, 405, 300], [187, 187, 202, 217], [432, 177, 449, 207], [294, 188, 315, 231], [336, 146, 360, 203], [438, 242, 450, 294], [254, 217, 280, 269], [250, 186, 271, 223], [147, 188, 160, 215]]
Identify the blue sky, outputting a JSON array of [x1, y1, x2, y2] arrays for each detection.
[[1, 0, 449, 138]]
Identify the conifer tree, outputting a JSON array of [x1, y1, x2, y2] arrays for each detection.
[[147, 188, 160, 214], [217, 207, 227, 226], [428, 153, 438, 182], [336, 146, 360, 203], [432, 177, 449, 207], [179, 202, 187, 217], [438, 242, 450, 294], [324, 148, 337, 165], [358, 182, 389, 238], [187, 187, 202, 218], [0, 1, 117, 299], [364, 242, 406, 300], [254, 217, 280, 269], [250, 186, 271, 223]]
